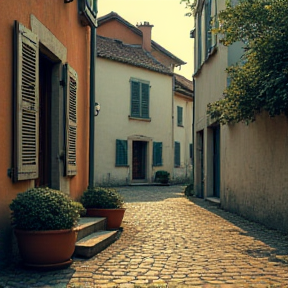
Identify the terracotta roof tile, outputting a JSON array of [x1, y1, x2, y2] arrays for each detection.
[[174, 73, 193, 98], [97, 35, 173, 75]]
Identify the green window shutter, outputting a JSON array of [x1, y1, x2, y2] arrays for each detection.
[[65, 64, 78, 176], [116, 139, 128, 166], [141, 83, 149, 118], [174, 142, 181, 167], [177, 106, 183, 126], [153, 142, 162, 166], [13, 22, 39, 181], [206, 0, 212, 55], [189, 143, 193, 159], [131, 81, 140, 117], [197, 14, 202, 68]]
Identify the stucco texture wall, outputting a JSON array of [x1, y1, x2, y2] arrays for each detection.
[[94, 58, 173, 185], [0, 0, 90, 266], [221, 113, 288, 232], [174, 94, 193, 182]]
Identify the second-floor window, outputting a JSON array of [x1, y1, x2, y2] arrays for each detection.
[[130, 78, 150, 119], [177, 106, 183, 126]]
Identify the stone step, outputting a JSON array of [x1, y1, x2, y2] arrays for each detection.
[[74, 230, 119, 258], [76, 217, 107, 241]]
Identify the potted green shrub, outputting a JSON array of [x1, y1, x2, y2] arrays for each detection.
[[155, 170, 170, 184], [9, 187, 85, 269], [80, 187, 125, 229]]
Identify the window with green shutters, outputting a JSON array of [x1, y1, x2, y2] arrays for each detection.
[[116, 139, 128, 166], [177, 106, 183, 126], [153, 142, 162, 166], [174, 142, 181, 167], [130, 78, 150, 119]]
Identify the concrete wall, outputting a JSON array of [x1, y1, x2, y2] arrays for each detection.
[[0, 0, 90, 266], [94, 58, 174, 185], [221, 113, 288, 232]]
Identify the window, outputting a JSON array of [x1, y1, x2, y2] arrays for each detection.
[[65, 64, 78, 176], [177, 106, 183, 126], [174, 142, 181, 167], [153, 142, 162, 166], [189, 143, 193, 163], [13, 21, 78, 181], [116, 139, 128, 166], [130, 78, 150, 119]]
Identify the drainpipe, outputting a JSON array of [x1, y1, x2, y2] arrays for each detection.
[[192, 79, 195, 186], [88, 0, 97, 188]]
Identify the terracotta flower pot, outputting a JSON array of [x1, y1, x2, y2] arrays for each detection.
[[14, 229, 77, 268], [86, 208, 126, 229]]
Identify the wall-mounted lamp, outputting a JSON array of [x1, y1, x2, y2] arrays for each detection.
[[64, 0, 74, 3], [95, 102, 101, 116]]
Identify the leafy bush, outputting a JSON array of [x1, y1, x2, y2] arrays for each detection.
[[80, 187, 124, 209], [9, 187, 83, 231], [154, 170, 170, 183], [184, 183, 194, 197]]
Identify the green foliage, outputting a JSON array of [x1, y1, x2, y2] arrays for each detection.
[[9, 187, 82, 231], [180, 0, 196, 16], [154, 170, 170, 183], [184, 183, 194, 197], [207, 0, 288, 124], [80, 187, 124, 209]]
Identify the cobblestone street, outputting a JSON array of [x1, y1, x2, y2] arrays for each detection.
[[1, 185, 288, 287]]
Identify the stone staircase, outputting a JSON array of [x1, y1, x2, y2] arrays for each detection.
[[73, 217, 120, 258]]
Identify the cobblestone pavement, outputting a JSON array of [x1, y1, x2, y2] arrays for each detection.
[[1, 185, 288, 288]]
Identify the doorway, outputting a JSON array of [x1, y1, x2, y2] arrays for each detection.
[[132, 141, 147, 180], [213, 125, 220, 198], [196, 130, 204, 198], [35, 53, 53, 187]]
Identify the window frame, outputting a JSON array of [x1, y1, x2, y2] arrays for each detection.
[[174, 141, 181, 167], [177, 106, 183, 127], [116, 139, 128, 167], [130, 78, 150, 120], [153, 142, 163, 166]]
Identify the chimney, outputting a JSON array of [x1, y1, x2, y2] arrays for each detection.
[[136, 21, 154, 52]]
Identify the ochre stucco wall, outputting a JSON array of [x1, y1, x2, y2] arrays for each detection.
[[0, 0, 90, 265]]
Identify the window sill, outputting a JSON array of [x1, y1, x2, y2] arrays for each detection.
[[115, 165, 129, 167], [177, 124, 184, 128], [129, 116, 151, 122]]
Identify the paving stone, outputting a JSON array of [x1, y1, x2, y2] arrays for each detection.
[[1, 185, 288, 287]]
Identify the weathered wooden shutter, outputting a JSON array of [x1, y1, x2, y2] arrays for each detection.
[[153, 142, 162, 166], [174, 142, 181, 167], [141, 83, 149, 118], [14, 22, 39, 181], [177, 106, 183, 126], [116, 139, 128, 166], [65, 64, 78, 176], [131, 81, 140, 117]]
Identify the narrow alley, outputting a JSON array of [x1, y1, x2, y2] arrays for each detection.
[[1, 185, 288, 287]]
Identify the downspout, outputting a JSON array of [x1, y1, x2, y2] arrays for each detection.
[[88, 0, 97, 188], [192, 79, 195, 186]]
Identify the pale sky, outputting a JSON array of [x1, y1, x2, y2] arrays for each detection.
[[97, 0, 194, 80]]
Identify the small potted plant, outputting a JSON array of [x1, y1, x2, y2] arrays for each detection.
[[9, 187, 85, 268], [155, 170, 170, 184], [80, 187, 125, 229]]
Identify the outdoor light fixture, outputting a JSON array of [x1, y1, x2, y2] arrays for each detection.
[[64, 0, 74, 3], [78, 0, 97, 27], [95, 102, 101, 116]]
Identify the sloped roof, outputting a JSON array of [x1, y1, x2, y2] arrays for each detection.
[[174, 73, 193, 98], [97, 12, 186, 66], [97, 35, 173, 75]]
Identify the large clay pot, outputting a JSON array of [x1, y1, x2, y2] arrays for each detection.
[[14, 229, 77, 268], [86, 208, 126, 229]]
